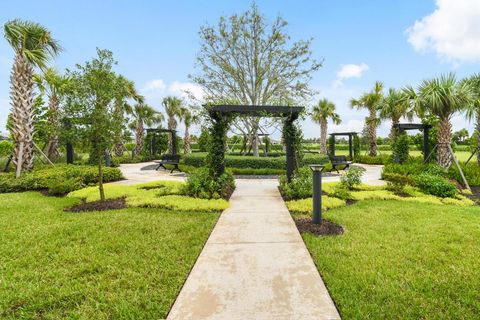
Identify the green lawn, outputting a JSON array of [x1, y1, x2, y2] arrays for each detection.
[[0, 192, 219, 319], [300, 200, 480, 319]]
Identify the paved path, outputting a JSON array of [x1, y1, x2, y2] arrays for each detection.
[[167, 179, 340, 320], [110, 162, 187, 185], [324, 163, 386, 186]]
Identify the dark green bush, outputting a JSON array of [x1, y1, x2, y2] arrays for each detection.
[[383, 173, 412, 193], [0, 165, 123, 193], [382, 162, 446, 179], [448, 163, 480, 187], [278, 167, 312, 200], [183, 153, 329, 170], [47, 177, 85, 196], [355, 154, 391, 165], [392, 133, 410, 164], [184, 167, 235, 200], [414, 173, 457, 198]]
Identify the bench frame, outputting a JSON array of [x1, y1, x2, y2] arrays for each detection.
[[329, 155, 352, 173], [154, 154, 181, 173]]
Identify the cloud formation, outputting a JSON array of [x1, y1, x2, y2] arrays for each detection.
[[406, 0, 480, 63], [334, 63, 369, 87], [141, 79, 203, 101]]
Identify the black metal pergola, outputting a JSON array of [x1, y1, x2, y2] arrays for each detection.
[[207, 105, 304, 181], [393, 123, 432, 163], [145, 128, 178, 156], [329, 132, 358, 160]]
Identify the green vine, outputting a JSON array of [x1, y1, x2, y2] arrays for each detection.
[[206, 111, 233, 177]]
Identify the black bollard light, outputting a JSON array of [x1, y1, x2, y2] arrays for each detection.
[[309, 164, 325, 224]]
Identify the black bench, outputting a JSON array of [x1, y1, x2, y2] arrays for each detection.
[[329, 155, 351, 173], [154, 154, 181, 173]]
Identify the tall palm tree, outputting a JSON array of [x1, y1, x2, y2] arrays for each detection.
[[162, 96, 182, 152], [33, 68, 69, 160], [179, 107, 199, 154], [113, 76, 143, 156], [350, 81, 384, 156], [4, 19, 61, 174], [465, 73, 480, 164], [406, 73, 474, 168], [378, 88, 413, 140], [130, 103, 164, 156], [311, 98, 341, 155]]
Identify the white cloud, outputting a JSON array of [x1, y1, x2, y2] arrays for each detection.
[[334, 63, 369, 87], [406, 0, 480, 63], [142, 79, 166, 92], [168, 81, 204, 101]]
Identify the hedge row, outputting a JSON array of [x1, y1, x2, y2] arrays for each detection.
[[182, 153, 330, 169], [0, 165, 123, 193]]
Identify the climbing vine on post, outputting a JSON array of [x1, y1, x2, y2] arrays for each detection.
[[206, 111, 233, 177], [283, 116, 303, 182]]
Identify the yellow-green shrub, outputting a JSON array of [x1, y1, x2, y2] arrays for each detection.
[[286, 196, 346, 215]]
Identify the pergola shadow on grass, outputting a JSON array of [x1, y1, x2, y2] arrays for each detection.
[[206, 105, 304, 182]]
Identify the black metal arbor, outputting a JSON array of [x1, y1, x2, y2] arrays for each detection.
[[393, 123, 432, 163], [329, 132, 358, 160], [207, 105, 304, 182], [145, 128, 178, 157]]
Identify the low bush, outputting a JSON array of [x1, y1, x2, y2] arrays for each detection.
[[47, 177, 85, 196], [382, 162, 446, 179], [286, 196, 346, 215], [184, 167, 235, 200], [383, 172, 413, 193], [414, 173, 458, 198], [448, 163, 480, 187], [0, 140, 13, 157], [329, 185, 352, 200], [0, 165, 123, 193], [340, 166, 365, 190], [183, 153, 330, 170], [278, 167, 312, 200], [354, 154, 391, 165]]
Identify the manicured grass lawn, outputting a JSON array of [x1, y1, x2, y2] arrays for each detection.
[[336, 149, 472, 162], [300, 200, 480, 319], [0, 192, 219, 319]]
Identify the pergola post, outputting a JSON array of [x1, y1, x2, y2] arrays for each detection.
[[348, 134, 353, 160], [284, 117, 296, 182]]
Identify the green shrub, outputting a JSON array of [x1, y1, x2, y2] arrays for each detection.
[[47, 177, 85, 196], [330, 185, 352, 200], [286, 196, 346, 215], [0, 165, 123, 193], [278, 167, 312, 200], [383, 172, 413, 193], [414, 173, 458, 198], [355, 154, 391, 165], [184, 167, 235, 199], [382, 162, 446, 178], [392, 132, 409, 164], [448, 163, 480, 187], [340, 166, 365, 190], [0, 140, 13, 157]]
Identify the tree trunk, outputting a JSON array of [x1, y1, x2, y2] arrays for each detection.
[[97, 147, 105, 201], [476, 110, 480, 165], [320, 119, 328, 155], [367, 109, 378, 157], [114, 141, 125, 157], [45, 95, 60, 160], [168, 115, 176, 153], [134, 121, 144, 156], [10, 54, 35, 174], [252, 122, 259, 157], [390, 117, 400, 141], [436, 117, 452, 168], [184, 124, 191, 154]]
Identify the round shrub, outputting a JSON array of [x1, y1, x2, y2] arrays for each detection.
[[278, 167, 312, 200], [340, 166, 365, 190], [414, 173, 457, 198], [184, 167, 235, 200], [47, 177, 85, 196]]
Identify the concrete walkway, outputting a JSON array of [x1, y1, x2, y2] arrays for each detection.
[[167, 179, 340, 320]]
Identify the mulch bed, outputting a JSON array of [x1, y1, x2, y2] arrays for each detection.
[[295, 218, 344, 236], [65, 198, 126, 212], [467, 187, 480, 203]]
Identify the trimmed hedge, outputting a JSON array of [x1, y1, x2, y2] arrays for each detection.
[[183, 153, 330, 169], [355, 154, 392, 165], [0, 165, 123, 193]]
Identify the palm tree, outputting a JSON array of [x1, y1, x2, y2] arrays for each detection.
[[406, 73, 474, 168], [465, 74, 480, 164], [162, 96, 183, 152], [113, 76, 143, 157], [179, 107, 199, 154], [4, 19, 61, 174], [33, 68, 69, 160], [130, 103, 164, 156], [350, 81, 384, 156], [378, 88, 413, 140], [311, 98, 341, 155]]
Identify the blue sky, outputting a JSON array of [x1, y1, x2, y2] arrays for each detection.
[[1, 0, 480, 138]]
